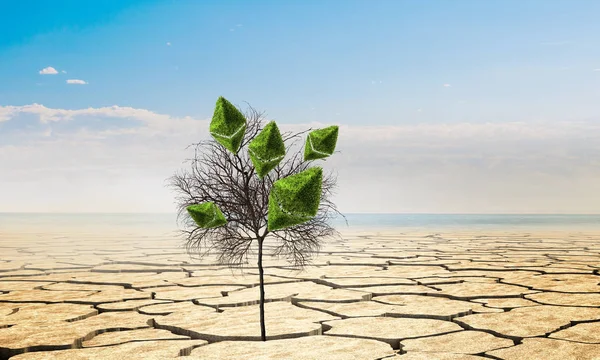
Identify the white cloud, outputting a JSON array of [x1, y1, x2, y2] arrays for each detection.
[[62, 70, 67, 74], [443, 83, 451, 87], [3, 104, 600, 213], [66, 79, 88, 85], [594, 69, 600, 72], [166, 42, 171, 46], [2, 104, 600, 145], [2, 104, 600, 144], [0, 103, 185, 124], [39, 67, 58, 75], [0, 107, 17, 122]]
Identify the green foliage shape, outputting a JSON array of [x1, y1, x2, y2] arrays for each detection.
[[304, 125, 339, 161], [267, 167, 323, 231], [210, 96, 247, 153], [248, 121, 286, 179], [186, 202, 227, 228]]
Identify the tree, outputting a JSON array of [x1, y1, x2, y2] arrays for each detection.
[[169, 97, 345, 341]]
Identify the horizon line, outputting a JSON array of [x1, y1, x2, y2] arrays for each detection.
[[2, 212, 600, 216]]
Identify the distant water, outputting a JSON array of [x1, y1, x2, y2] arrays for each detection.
[[2, 213, 600, 232], [0, 213, 179, 234], [331, 213, 600, 230]]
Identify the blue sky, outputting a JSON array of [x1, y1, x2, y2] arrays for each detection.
[[4, 0, 600, 123], [2, 0, 600, 213]]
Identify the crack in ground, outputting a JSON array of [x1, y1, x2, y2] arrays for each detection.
[[4, 231, 600, 358]]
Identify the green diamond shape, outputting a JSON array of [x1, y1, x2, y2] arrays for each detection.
[[267, 167, 323, 231], [304, 125, 339, 161], [210, 97, 247, 154], [187, 202, 227, 228], [248, 121, 286, 179]]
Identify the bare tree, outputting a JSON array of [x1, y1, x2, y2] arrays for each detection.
[[168, 103, 345, 341]]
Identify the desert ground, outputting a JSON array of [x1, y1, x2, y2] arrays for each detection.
[[1, 225, 600, 359]]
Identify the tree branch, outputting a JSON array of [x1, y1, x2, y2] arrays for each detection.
[[168, 104, 343, 269]]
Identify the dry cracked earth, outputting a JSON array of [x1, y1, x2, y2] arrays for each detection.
[[2, 228, 600, 359]]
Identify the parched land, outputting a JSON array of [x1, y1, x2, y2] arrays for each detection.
[[1, 227, 600, 359]]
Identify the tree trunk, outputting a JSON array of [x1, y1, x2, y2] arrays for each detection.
[[257, 237, 266, 341]]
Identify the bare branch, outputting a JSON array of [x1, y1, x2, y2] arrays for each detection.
[[168, 103, 343, 268]]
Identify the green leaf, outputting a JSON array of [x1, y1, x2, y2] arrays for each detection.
[[210, 96, 247, 153], [267, 167, 323, 231], [187, 202, 227, 228], [304, 125, 339, 161], [248, 121, 286, 178]]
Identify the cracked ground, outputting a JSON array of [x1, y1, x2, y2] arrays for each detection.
[[1, 228, 600, 359]]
